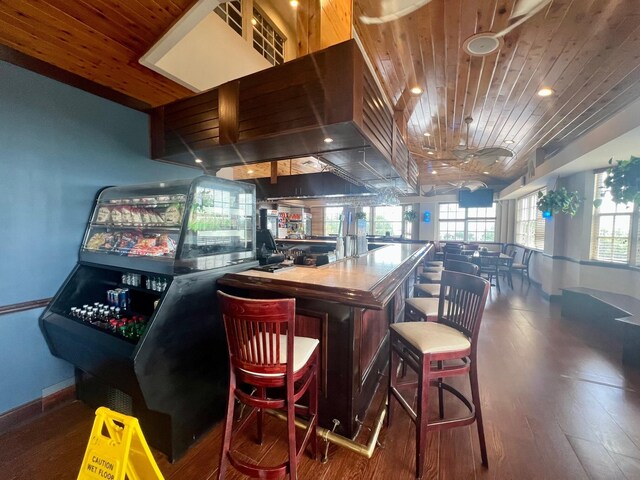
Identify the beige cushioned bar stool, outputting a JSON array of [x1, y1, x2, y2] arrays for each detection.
[[405, 297, 447, 322], [419, 271, 442, 284], [415, 260, 479, 298], [388, 270, 490, 479]]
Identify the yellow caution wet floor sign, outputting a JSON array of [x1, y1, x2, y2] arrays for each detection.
[[78, 407, 164, 480]]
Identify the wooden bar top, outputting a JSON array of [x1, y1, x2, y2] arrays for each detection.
[[219, 243, 431, 309]]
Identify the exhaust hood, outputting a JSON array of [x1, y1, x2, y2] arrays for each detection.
[[150, 40, 418, 194]]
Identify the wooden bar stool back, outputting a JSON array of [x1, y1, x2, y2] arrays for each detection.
[[217, 291, 319, 480], [389, 271, 490, 479]]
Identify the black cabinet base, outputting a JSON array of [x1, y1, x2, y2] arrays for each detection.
[[40, 261, 257, 462]]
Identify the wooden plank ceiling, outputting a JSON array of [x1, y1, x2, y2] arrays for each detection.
[[2, 1, 640, 189], [228, 157, 325, 179], [0, 0, 195, 108], [355, 0, 640, 186]]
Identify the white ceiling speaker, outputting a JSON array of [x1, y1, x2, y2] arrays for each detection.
[[463, 33, 503, 56], [462, 0, 552, 56]]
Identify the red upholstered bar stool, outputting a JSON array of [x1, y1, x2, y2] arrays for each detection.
[[389, 271, 490, 479], [217, 291, 319, 480]]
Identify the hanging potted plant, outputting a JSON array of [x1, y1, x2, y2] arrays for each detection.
[[536, 187, 582, 217], [604, 156, 640, 205], [355, 211, 367, 220], [403, 210, 418, 222]]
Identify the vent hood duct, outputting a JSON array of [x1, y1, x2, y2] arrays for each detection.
[[150, 40, 418, 194]]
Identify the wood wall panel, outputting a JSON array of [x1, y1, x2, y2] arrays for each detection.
[[358, 308, 389, 387], [320, 0, 352, 50], [360, 67, 394, 161], [161, 90, 220, 156], [153, 41, 418, 194]]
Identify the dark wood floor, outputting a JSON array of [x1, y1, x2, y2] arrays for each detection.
[[3, 282, 640, 479]]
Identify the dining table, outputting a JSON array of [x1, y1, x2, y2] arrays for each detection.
[[470, 251, 514, 290]]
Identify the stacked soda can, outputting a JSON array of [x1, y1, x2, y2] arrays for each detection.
[[107, 288, 129, 309]]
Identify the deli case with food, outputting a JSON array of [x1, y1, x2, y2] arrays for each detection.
[[39, 175, 257, 461]]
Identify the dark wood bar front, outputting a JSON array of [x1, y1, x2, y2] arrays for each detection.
[[218, 243, 430, 438]]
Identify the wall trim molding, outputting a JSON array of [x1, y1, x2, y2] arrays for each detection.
[[540, 253, 640, 272], [0, 298, 52, 317], [0, 385, 75, 435]]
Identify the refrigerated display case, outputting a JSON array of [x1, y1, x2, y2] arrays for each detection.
[[39, 175, 257, 461], [265, 209, 278, 237]]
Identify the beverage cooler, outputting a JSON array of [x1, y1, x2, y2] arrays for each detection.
[[39, 175, 257, 461]]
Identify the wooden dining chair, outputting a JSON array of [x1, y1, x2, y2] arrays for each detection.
[[389, 271, 490, 479], [511, 248, 533, 285], [445, 253, 473, 263], [217, 291, 319, 480], [499, 249, 516, 288], [477, 252, 501, 292]]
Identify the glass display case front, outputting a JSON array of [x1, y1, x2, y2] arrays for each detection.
[[81, 176, 256, 273]]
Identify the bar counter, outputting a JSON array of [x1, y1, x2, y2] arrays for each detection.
[[221, 243, 428, 309], [218, 243, 431, 438]]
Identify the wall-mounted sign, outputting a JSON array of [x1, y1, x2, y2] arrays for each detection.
[[423, 211, 431, 223]]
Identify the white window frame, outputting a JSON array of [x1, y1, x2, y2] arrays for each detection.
[[323, 206, 343, 236], [591, 172, 638, 264], [214, 1, 243, 37], [438, 203, 497, 243], [516, 189, 545, 250], [252, 6, 286, 66], [371, 206, 404, 237]]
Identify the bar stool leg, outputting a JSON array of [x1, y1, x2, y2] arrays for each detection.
[[416, 353, 431, 480], [218, 369, 236, 480], [309, 356, 319, 459], [287, 380, 298, 480], [257, 387, 265, 445], [387, 340, 399, 427], [469, 359, 488, 467], [437, 360, 444, 419]]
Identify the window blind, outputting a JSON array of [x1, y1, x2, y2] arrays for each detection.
[[590, 172, 633, 263], [515, 188, 545, 250]]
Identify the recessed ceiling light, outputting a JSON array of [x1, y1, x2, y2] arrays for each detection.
[[423, 132, 431, 137], [247, 169, 254, 174], [483, 171, 489, 174], [324, 137, 333, 143], [251, 18, 257, 25], [410, 86, 423, 95], [290, 0, 299, 7], [537, 87, 554, 97], [505, 139, 515, 144], [427, 151, 434, 155], [195, 158, 203, 164], [432, 170, 437, 174]]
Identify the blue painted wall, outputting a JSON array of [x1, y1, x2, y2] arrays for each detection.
[[0, 61, 197, 414]]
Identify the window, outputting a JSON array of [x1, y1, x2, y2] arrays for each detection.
[[591, 172, 635, 263], [324, 207, 343, 236], [214, 1, 243, 36], [252, 8, 285, 66], [438, 203, 496, 242], [372, 206, 403, 236], [516, 190, 545, 250]]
